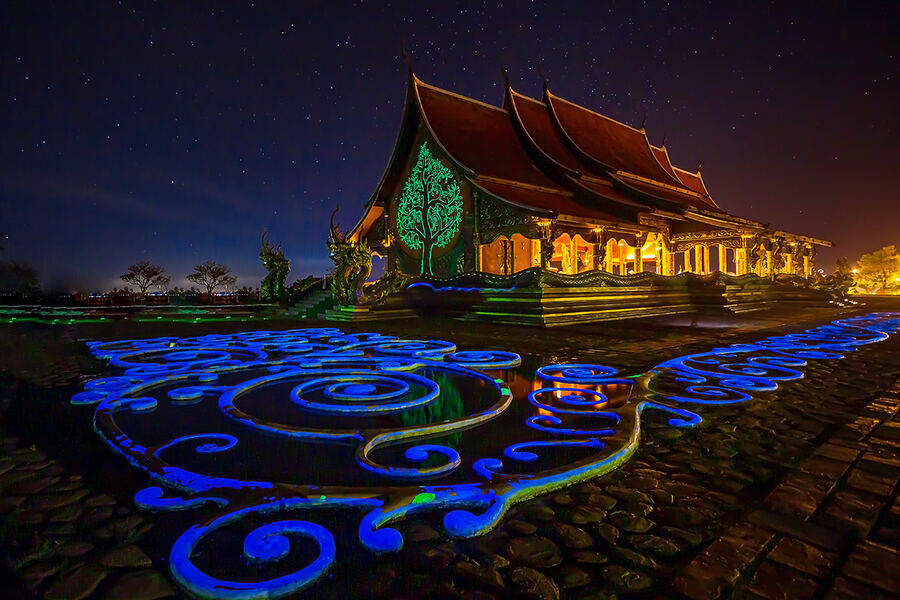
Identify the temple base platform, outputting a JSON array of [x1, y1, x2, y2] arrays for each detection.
[[399, 270, 829, 327], [322, 304, 418, 322]]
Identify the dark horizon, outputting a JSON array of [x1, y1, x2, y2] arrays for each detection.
[[2, 2, 897, 292]]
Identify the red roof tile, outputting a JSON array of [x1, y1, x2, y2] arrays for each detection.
[[508, 90, 595, 175], [416, 81, 560, 190], [547, 93, 681, 185]]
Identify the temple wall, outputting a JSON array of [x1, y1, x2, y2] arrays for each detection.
[[385, 126, 473, 279], [404, 273, 829, 327]]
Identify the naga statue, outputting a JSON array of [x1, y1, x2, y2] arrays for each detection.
[[328, 208, 409, 306], [259, 230, 291, 303]]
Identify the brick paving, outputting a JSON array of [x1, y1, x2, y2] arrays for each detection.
[[672, 378, 900, 600]]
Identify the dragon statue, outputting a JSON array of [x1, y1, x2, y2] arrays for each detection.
[[328, 208, 409, 306], [259, 230, 291, 303]]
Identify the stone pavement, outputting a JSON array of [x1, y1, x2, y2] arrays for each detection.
[[1, 302, 899, 599], [0, 438, 175, 600], [376, 331, 900, 600], [673, 377, 900, 600]]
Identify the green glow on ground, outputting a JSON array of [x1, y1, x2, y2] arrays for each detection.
[[412, 492, 436, 504]]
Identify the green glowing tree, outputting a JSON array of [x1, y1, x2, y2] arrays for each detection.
[[120, 261, 171, 295], [187, 261, 237, 296], [396, 143, 463, 275], [854, 245, 900, 293]]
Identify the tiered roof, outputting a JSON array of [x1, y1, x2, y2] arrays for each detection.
[[408, 72, 735, 226], [355, 72, 828, 247]]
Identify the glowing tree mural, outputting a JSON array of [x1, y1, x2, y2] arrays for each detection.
[[396, 143, 463, 275]]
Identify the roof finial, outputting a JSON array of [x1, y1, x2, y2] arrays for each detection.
[[639, 110, 647, 132], [661, 131, 667, 147], [696, 161, 702, 173], [401, 39, 412, 73], [537, 63, 548, 89], [502, 65, 510, 86]]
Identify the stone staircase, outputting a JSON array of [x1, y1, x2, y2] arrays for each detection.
[[284, 288, 333, 319]]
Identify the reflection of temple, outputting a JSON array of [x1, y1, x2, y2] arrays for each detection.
[[334, 70, 832, 324]]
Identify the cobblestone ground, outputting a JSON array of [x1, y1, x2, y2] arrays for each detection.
[[1, 300, 898, 599]]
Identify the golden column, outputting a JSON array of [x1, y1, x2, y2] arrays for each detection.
[[604, 240, 614, 272], [739, 236, 753, 276], [618, 241, 627, 274], [634, 235, 644, 273], [685, 248, 693, 273], [718, 245, 727, 274], [591, 227, 604, 271], [570, 236, 577, 273]]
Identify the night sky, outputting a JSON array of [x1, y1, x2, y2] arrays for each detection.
[[2, 2, 897, 292]]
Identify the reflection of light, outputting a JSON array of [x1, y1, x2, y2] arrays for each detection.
[[852, 269, 858, 274]]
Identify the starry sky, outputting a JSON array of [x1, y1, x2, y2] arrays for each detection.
[[2, 1, 897, 292]]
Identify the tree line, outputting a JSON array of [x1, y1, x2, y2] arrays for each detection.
[[836, 245, 900, 295], [119, 260, 237, 296]]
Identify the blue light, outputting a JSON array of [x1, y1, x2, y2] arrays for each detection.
[[70, 313, 900, 599]]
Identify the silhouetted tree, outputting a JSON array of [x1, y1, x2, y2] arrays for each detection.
[[120, 261, 170, 295], [187, 261, 237, 295], [0, 261, 39, 295]]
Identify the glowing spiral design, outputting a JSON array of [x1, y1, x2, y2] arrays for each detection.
[[444, 350, 522, 369], [655, 313, 900, 405], [536, 363, 619, 384], [68, 314, 900, 599], [528, 387, 621, 419], [371, 339, 456, 358], [169, 506, 336, 600], [154, 433, 238, 460], [290, 370, 439, 415]]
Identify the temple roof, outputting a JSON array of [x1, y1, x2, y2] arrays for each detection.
[[650, 144, 678, 179], [411, 74, 736, 220], [506, 89, 595, 176], [354, 71, 829, 247], [415, 80, 561, 191], [545, 91, 683, 187]]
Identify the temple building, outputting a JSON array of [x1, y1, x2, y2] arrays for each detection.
[[332, 71, 832, 325]]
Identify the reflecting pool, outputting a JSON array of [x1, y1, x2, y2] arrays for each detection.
[[71, 312, 900, 598]]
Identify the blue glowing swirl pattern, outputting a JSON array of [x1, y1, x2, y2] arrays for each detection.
[[71, 313, 900, 598]]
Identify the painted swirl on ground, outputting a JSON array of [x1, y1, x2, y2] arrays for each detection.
[[72, 313, 900, 598]]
